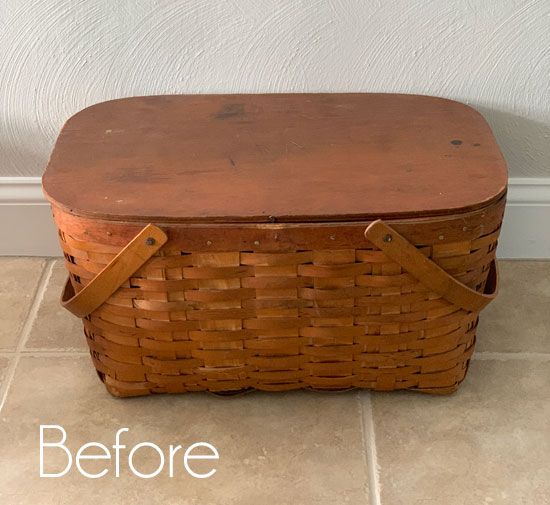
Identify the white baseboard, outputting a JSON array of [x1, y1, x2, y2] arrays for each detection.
[[497, 178, 550, 259], [0, 177, 549, 258], [0, 177, 61, 256]]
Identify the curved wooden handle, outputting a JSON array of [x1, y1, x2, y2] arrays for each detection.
[[61, 224, 168, 317], [365, 220, 498, 312]]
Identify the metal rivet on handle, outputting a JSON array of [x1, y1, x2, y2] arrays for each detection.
[[145, 237, 156, 246], [206, 240, 213, 246], [383, 234, 393, 243], [254, 240, 260, 246]]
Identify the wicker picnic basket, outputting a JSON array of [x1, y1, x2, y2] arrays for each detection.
[[43, 93, 507, 397]]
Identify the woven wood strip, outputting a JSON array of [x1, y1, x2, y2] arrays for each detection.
[[57, 212, 501, 397]]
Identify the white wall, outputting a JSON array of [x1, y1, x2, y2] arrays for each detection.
[[0, 0, 549, 178]]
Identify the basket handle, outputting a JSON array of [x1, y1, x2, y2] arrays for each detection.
[[61, 224, 168, 317], [364, 219, 498, 312]]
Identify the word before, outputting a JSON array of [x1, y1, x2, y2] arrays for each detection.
[[40, 425, 219, 479]]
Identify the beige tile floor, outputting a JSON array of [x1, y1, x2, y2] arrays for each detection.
[[0, 258, 549, 505]]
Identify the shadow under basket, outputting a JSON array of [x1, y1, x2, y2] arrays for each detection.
[[42, 93, 507, 397]]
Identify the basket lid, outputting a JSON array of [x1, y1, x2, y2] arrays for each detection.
[[43, 93, 507, 223]]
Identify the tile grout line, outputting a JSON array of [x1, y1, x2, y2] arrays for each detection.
[[19, 350, 89, 357], [0, 259, 55, 413], [357, 392, 370, 504], [359, 391, 382, 505], [473, 351, 550, 361]]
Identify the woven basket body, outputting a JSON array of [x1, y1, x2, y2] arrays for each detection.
[[51, 198, 503, 396], [43, 94, 507, 396]]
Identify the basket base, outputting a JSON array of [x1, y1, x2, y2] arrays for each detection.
[[92, 351, 471, 398]]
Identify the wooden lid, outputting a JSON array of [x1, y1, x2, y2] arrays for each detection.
[[43, 93, 507, 223]]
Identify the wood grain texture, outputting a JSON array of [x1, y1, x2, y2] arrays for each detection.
[[43, 93, 507, 223]]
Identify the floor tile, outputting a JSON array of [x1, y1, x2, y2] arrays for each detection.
[[370, 359, 550, 505], [0, 258, 46, 350], [26, 260, 87, 351], [0, 356, 368, 505], [477, 261, 550, 353]]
